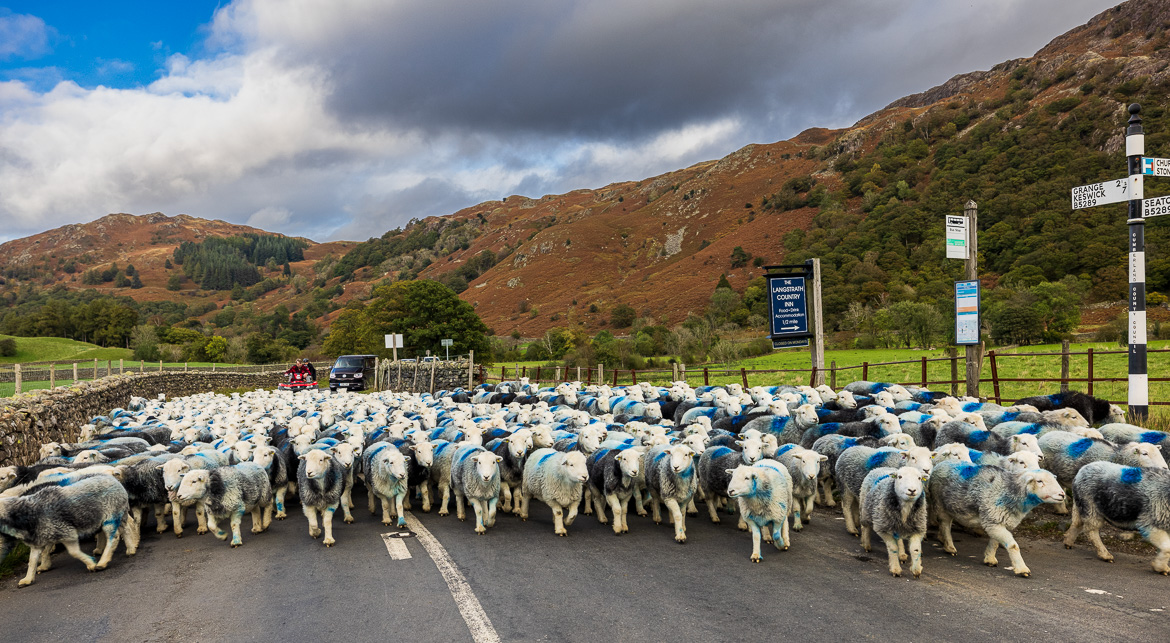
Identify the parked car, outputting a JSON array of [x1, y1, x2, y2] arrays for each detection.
[[329, 354, 377, 392], [421, 356, 440, 363]]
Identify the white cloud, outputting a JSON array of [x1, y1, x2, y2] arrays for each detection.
[[0, 11, 51, 60]]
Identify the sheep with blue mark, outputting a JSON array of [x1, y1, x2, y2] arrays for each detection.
[[843, 381, 913, 402], [586, 446, 644, 534], [798, 412, 902, 449], [698, 440, 764, 525], [1064, 462, 1170, 574], [104, 454, 176, 551], [809, 435, 879, 507], [362, 443, 411, 527], [176, 462, 273, 548], [160, 450, 229, 536], [726, 460, 794, 562], [770, 444, 827, 530], [644, 444, 699, 543], [834, 444, 934, 536], [485, 428, 532, 514], [519, 448, 589, 536], [1015, 391, 1126, 426], [0, 473, 132, 587], [1037, 430, 1167, 514], [450, 445, 502, 535], [928, 460, 1066, 577], [741, 403, 819, 445], [250, 445, 292, 520], [933, 420, 1013, 456], [1098, 424, 1170, 449], [858, 466, 927, 577], [296, 448, 345, 546]]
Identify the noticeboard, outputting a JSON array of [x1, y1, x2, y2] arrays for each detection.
[[955, 280, 980, 345]]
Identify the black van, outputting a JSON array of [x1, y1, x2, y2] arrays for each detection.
[[329, 354, 377, 392]]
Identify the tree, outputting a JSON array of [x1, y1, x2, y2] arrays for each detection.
[[610, 303, 636, 329], [282, 261, 292, 276], [130, 274, 144, 289], [360, 280, 491, 358], [164, 258, 173, 270], [730, 247, 751, 268], [205, 335, 229, 362], [166, 273, 182, 291], [322, 306, 370, 357], [114, 272, 131, 288], [0, 338, 16, 357]]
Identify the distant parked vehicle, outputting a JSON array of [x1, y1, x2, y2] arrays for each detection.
[[329, 354, 377, 392], [421, 356, 440, 363]]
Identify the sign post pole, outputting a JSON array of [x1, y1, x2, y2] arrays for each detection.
[[1126, 104, 1148, 422], [963, 200, 981, 398], [808, 258, 824, 386]]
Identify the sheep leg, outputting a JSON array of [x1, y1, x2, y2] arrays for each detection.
[[195, 504, 208, 535], [650, 494, 662, 524], [368, 486, 378, 514], [18, 547, 44, 587], [486, 496, 498, 528], [879, 532, 903, 577], [420, 481, 432, 513], [583, 487, 593, 515], [322, 505, 337, 546], [664, 498, 686, 543], [379, 494, 394, 525], [1062, 502, 1084, 549], [455, 489, 467, 521], [340, 486, 355, 524], [803, 494, 816, 521], [62, 537, 97, 571], [686, 498, 698, 515], [95, 521, 121, 570], [1149, 529, 1170, 575], [791, 501, 804, 532], [274, 486, 288, 519], [230, 510, 245, 546], [705, 490, 722, 523], [859, 521, 872, 552], [95, 531, 107, 558], [261, 503, 273, 530], [36, 545, 53, 572], [172, 502, 187, 537], [1086, 526, 1114, 563], [633, 487, 648, 516], [1052, 496, 1069, 515], [565, 499, 579, 527], [518, 492, 531, 520], [551, 504, 568, 536], [984, 524, 1028, 577], [908, 534, 924, 578], [840, 493, 859, 536], [748, 522, 763, 562], [607, 494, 624, 535], [772, 519, 789, 551], [472, 499, 487, 534], [938, 515, 957, 555], [500, 484, 513, 512], [820, 478, 836, 506], [304, 505, 322, 538], [593, 490, 609, 523], [438, 482, 451, 516], [207, 511, 228, 541], [395, 493, 408, 529], [154, 504, 169, 534], [123, 511, 142, 555]]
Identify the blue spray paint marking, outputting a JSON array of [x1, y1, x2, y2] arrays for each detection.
[[433, 442, 453, 457], [774, 444, 798, 457], [1067, 438, 1093, 458], [967, 448, 984, 463], [956, 464, 981, 480], [457, 448, 478, 464], [653, 452, 668, 463], [866, 451, 890, 469], [1140, 432, 1167, 444], [969, 431, 990, 444], [709, 446, 735, 459], [1120, 467, 1143, 485], [961, 402, 982, 413], [1002, 412, 1020, 423], [536, 452, 557, 466], [1018, 493, 1043, 513], [868, 473, 891, 489], [771, 416, 789, 433], [1018, 424, 1041, 435]]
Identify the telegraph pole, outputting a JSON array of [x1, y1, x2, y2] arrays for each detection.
[[963, 200, 981, 398], [1126, 104, 1148, 421]]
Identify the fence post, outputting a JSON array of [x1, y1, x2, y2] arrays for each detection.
[[50, 364, 55, 388], [598, 364, 604, 385], [468, 351, 475, 390], [586, 366, 592, 385], [1087, 348, 1094, 397], [429, 359, 436, 394], [73, 363, 78, 383], [119, 359, 123, 375], [185, 362, 188, 372], [576, 366, 582, 382], [921, 356, 928, 388], [830, 361, 836, 390], [612, 369, 618, 386], [159, 360, 162, 372], [948, 348, 958, 397], [631, 369, 637, 385], [741, 367, 748, 390], [809, 365, 818, 387], [703, 367, 709, 387], [556, 366, 562, 382], [139, 360, 144, 373], [680, 363, 686, 385], [989, 350, 1001, 405], [14, 364, 21, 395], [94, 358, 99, 379], [862, 362, 869, 381], [1060, 340, 1070, 393], [106, 360, 111, 377]]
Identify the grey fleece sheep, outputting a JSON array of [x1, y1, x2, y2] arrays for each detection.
[[645, 444, 699, 543], [1098, 423, 1170, 449], [810, 435, 878, 507], [176, 462, 273, 547], [934, 420, 1010, 455], [519, 448, 589, 536], [1037, 430, 1168, 513], [0, 473, 132, 587], [450, 444, 502, 535], [927, 461, 1065, 577], [834, 445, 933, 536], [739, 404, 819, 445], [1064, 462, 1170, 574], [698, 445, 756, 525], [771, 444, 827, 530], [586, 446, 643, 535], [858, 466, 927, 578], [427, 440, 458, 516], [363, 442, 410, 528], [726, 460, 794, 562], [296, 448, 345, 546]]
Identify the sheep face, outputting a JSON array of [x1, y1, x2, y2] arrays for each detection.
[[505, 431, 532, 460], [900, 447, 934, 479], [39, 443, 63, 459], [879, 433, 915, 450], [176, 470, 211, 503], [252, 446, 277, 470], [665, 445, 696, 474], [1020, 470, 1065, 504], [472, 453, 501, 482], [892, 466, 923, 501], [233, 442, 255, 462], [73, 450, 103, 464], [837, 390, 857, 410], [617, 450, 641, 479], [873, 391, 896, 408], [1069, 426, 1104, 440], [1048, 408, 1089, 428], [794, 450, 826, 481], [530, 425, 555, 449], [380, 449, 409, 480], [932, 443, 973, 464], [681, 434, 707, 456], [1126, 443, 1168, 469], [561, 451, 589, 483], [877, 414, 901, 436], [0, 467, 17, 491], [579, 427, 607, 454], [1009, 434, 1042, 456], [725, 466, 756, 498], [957, 412, 987, 430], [300, 449, 334, 478], [737, 437, 764, 464], [1106, 404, 1126, 424], [1003, 452, 1042, 473], [795, 404, 818, 426]]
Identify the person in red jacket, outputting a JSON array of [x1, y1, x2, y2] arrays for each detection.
[[285, 359, 309, 382]]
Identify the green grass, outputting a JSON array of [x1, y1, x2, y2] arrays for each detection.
[[0, 543, 29, 580], [0, 360, 280, 398], [0, 334, 133, 364]]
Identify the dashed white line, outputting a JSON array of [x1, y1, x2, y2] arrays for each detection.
[[381, 533, 412, 560], [405, 512, 500, 643]]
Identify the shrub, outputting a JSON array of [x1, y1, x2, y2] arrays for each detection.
[[611, 304, 636, 329], [0, 338, 16, 357]]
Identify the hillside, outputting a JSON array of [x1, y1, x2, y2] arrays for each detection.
[[2, 0, 1169, 346]]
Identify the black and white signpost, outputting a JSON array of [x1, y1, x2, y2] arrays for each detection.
[[765, 261, 824, 383], [1071, 103, 1157, 421]]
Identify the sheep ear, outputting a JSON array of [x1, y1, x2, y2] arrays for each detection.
[[495, 456, 503, 463], [735, 440, 744, 447], [725, 468, 737, 475], [818, 454, 828, 462]]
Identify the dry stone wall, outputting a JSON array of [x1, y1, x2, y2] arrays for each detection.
[[0, 370, 283, 468], [374, 359, 475, 394]]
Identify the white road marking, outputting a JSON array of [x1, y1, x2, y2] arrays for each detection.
[[381, 533, 412, 560], [405, 512, 500, 643]]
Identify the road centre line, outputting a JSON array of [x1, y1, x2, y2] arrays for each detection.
[[405, 512, 501, 643], [380, 533, 412, 560]]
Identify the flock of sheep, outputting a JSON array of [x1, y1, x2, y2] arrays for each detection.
[[1, 378, 1168, 589]]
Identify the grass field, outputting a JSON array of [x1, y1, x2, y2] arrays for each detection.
[[0, 334, 133, 364], [0, 360, 279, 398]]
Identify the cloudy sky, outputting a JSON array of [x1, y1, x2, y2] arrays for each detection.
[[0, 0, 1121, 243]]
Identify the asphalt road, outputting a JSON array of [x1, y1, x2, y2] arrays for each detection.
[[1, 491, 1167, 642]]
